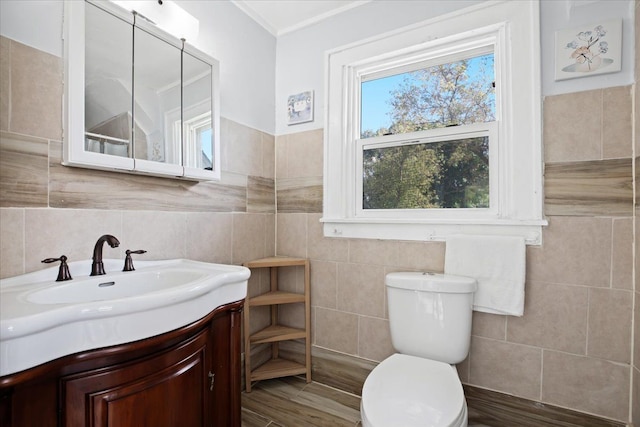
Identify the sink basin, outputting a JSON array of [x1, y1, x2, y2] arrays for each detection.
[[26, 269, 209, 304], [0, 259, 250, 377]]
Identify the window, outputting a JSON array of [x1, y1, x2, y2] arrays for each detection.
[[358, 48, 496, 215], [323, 0, 546, 244]]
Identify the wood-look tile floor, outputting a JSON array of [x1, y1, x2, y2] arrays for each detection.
[[241, 376, 492, 427]]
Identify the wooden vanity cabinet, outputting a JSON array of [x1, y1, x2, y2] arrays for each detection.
[[0, 299, 243, 427]]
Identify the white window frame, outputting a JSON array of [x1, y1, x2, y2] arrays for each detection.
[[322, 0, 546, 245]]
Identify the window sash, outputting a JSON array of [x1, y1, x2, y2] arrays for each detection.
[[349, 32, 502, 153], [355, 122, 498, 219], [360, 44, 494, 84]]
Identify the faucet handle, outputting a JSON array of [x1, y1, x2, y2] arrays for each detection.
[[123, 250, 147, 272], [42, 255, 73, 282]]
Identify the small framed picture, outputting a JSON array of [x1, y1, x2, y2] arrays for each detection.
[[554, 20, 622, 81], [287, 91, 314, 125]]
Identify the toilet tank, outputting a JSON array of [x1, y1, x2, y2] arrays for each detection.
[[386, 272, 477, 364]]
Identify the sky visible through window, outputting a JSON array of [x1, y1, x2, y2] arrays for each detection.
[[361, 54, 494, 136]]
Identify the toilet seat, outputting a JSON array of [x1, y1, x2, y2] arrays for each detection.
[[361, 353, 467, 427]]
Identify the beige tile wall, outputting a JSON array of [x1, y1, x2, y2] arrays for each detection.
[[0, 37, 276, 280], [275, 83, 635, 421]]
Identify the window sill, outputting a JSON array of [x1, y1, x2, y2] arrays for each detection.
[[320, 217, 548, 245]]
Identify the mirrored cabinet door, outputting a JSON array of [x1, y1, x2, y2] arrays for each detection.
[[183, 45, 220, 180], [66, 1, 135, 171], [182, 50, 213, 173], [133, 25, 183, 176]]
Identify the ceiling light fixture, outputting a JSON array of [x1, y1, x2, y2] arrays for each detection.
[[112, 0, 199, 42]]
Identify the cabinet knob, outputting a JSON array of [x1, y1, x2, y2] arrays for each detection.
[[208, 371, 215, 391]]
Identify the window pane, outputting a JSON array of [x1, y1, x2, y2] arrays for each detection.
[[361, 54, 495, 138], [363, 137, 489, 209], [84, 2, 132, 157], [199, 127, 213, 170]]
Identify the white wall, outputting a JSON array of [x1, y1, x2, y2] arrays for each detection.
[[0, 0, 277, 135], [0, 1, 63, 57], [275, 0, 635, 135], [177, 0, 276, 134]]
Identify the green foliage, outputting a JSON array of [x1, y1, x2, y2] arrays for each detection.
[[363, 138, 489, 209]]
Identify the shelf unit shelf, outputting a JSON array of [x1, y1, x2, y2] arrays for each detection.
[[242, 256, 311, 392], [250, 358, 308, 382], [250, 325, 307, 344], [250, 291, 306, 306]]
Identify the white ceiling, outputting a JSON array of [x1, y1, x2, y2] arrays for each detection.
[[231, 0, 371, 37]]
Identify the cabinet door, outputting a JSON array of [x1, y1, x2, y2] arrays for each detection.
[[0, 381, 58, 427], [62, 329, 211, 427], [208, 309, 242, 427]]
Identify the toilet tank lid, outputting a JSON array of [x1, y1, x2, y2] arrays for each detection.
[[386, 272, 477, 293]]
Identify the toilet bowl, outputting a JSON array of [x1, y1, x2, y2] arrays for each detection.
[[360, 272, 476, 427], [360, 354, 467, 427]]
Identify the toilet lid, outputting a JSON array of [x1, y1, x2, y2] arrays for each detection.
[[361, 354, 465, 427]]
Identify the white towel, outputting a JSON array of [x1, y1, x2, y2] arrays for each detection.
[[444, 234, 526, 316]]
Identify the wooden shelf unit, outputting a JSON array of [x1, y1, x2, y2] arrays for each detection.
[[242, 256, 311, 392]]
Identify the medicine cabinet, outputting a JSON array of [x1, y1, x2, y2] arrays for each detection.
[[63, 0, 221, 181]]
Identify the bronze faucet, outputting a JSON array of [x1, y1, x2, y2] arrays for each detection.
[[91, 234, 120, 276]]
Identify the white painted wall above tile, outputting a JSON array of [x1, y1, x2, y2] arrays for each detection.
[[540, 0, 634, 96], [0, 1, 63, 57]]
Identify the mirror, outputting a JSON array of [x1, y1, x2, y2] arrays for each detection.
[[64, 0, 220, 180], [84, 2, 132, 159]]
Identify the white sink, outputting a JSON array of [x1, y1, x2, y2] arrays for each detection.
[[26, 269, 209, 304], [0, 259, 250, 377]]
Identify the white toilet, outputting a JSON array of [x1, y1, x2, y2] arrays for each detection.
[[360, 272, 477, 427]]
